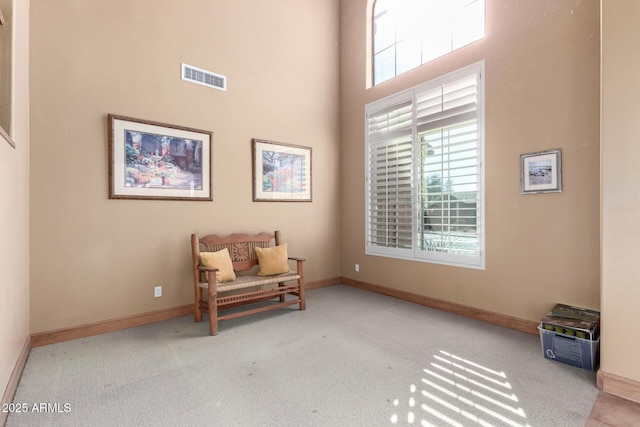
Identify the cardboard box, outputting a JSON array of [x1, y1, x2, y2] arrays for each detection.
[[539, 326, 600, 371], [549, 303, 600, 322], [540, 303, 600, 341]]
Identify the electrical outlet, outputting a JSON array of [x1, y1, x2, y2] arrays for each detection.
[[154, 286, 162, 297], [355, 264, 360, 272]]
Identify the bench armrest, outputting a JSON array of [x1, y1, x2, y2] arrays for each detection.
[[198, 266, 220, 289], [288, 256, 306, 262]]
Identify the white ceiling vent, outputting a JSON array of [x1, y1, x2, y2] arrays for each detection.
[[181, 63, 227, 91]]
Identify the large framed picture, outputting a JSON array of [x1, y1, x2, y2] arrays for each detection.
[[0, 3, 15, 148], [520, 149, 562, 194], [252, 139, 312, 202], [108, 114, 212, 201]]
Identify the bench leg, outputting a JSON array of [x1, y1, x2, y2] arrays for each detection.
[[194, 285, 202, 323], [297, 260, 306, 311], [299, 279, 306, 311], [208, 288, 219, 336], [278, 281, 285, 302]]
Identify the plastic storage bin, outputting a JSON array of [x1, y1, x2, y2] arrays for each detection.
[[539, 326, 600, 371]]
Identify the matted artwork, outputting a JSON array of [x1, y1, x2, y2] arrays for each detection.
[[520, 149, 562, 194], [252, 139, 312, 202], [0, 2, 15, 148], [108, 114, 212, 201]]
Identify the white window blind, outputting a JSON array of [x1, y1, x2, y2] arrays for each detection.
[[368, 137, 414, 251], [365, 62, 484, 269], [366, 99, 414, 252], [418, 75, 480, 260]]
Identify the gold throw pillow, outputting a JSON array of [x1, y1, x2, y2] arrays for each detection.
[[255, 244, 290, 276], [200, 248, 236, 283]]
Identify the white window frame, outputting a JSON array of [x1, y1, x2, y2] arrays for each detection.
[[365, 61, 485, 270], [373, 0, 485, 86]]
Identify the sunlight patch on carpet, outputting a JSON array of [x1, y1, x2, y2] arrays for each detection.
[[390, 350, 531, 427]]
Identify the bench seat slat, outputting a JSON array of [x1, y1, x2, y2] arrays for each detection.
[[199, 272, 301, 292]]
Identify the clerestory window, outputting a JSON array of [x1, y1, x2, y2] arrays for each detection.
[[373, 0, 485, 85], [365, 62, 485, 269]]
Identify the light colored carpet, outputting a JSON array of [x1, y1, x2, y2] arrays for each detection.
[[7, 285, 598, 426]]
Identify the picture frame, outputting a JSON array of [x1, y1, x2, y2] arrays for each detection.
[[108, 114, 212, 201], [520, 148, 562, 194], [0, 2, 15, 148], [252, 139, 312, 202]]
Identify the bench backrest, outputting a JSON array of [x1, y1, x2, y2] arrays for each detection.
[[191, 231, 281, 276]]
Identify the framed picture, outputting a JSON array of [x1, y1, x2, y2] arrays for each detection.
[[0, 3, 15, 148], [252, 139, 312, 202], [520, 149, 562, 194], [108, 114, 212, 201]]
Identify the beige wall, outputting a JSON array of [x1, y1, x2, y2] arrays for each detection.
[[9, 0, 640, 403], [1, 0, 30, 404], [601, 1, 640, 385], [340, 0, 601, 322], [29, 0, 341, 333]]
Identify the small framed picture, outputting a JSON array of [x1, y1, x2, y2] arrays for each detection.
[[252, 139, 312, 202], [108, 114, 212, 201], [520, 149, 562, 194]]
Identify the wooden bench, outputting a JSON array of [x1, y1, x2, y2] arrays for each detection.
[[191, 231, 306, 335]]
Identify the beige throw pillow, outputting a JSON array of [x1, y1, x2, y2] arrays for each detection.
[[200, 248, 236, 283], [255, 243, 290, 276]]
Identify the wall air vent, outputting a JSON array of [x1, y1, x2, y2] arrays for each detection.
[[181, 63, 227, 91]]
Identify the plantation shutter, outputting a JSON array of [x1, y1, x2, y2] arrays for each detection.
[[364, 62, 484, 269], [366, 99, 414, 252], [416, 75, 478, 133], [417, 74, 480, 256]]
